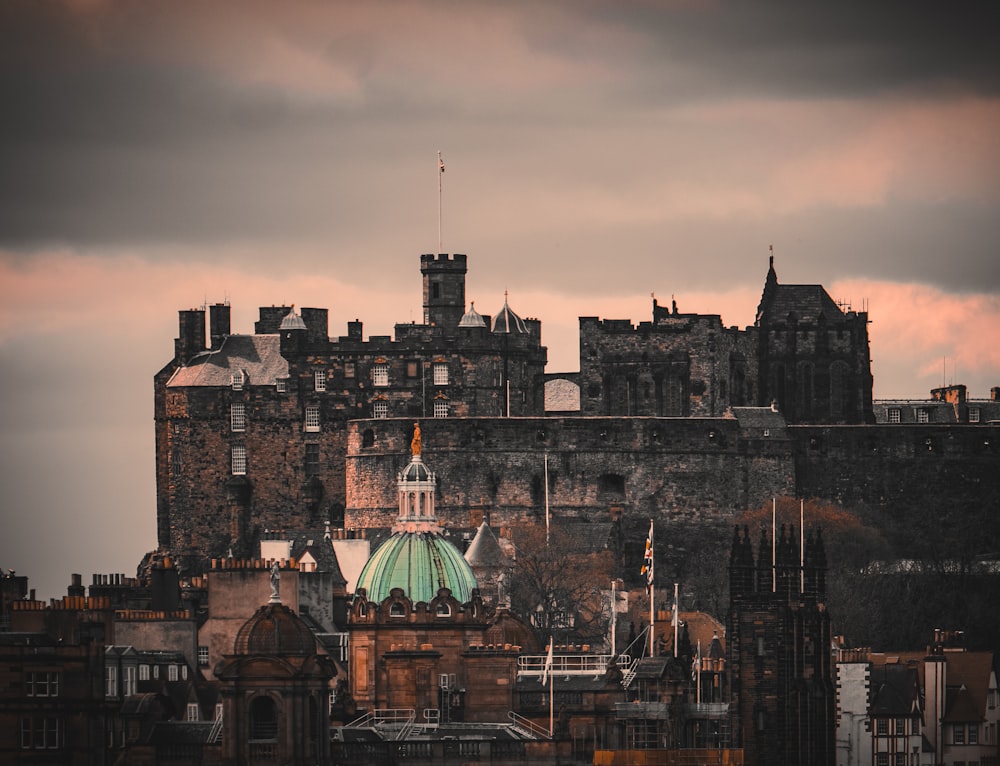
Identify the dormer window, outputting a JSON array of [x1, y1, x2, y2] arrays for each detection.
[[389, 603, 405, 618], [231, 370, 244, 391], [372, 399, 388, 419], [434, 400, 449, 418], [276, 377, 287, 394], [916, 408, 930, 424], [435, 602, 452, 618], [314, 370, 326, 392], [969, 407, 981, 423], [373, 362, 389, 387], [888, 407, 901, 424]]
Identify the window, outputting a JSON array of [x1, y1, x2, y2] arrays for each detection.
[[105, 665, 118, 698], [893, 755, 905, 766], [231, 402, 246, 432], [373, 363, 389, 387], [167, 664, 178, 682], [407, 360, 419, 378], [875, 754, 888, 766], [372, 400, 388, 419], [433, 362, 448, 385], [21, 717, 60, 750], [276, 377, 287, 393], [434, 400, 449, 418], [916, 408, 929, 424], [314, 370, 326, 392], [198, 646, 209, 666], [876, 718, 888, 736], [436, 602, 452, 617], [344, 362, 355, 379], [26, 672, 59, 697], [153, 665, 159, 679], [888, 407, 901, 424], [389, 603, 405, 618], [304, 443, 320, 478], [970, 407, 981, 423], [250, 697, 278, 741], [186, 704, 200, 722], [989, 689, 997, 709], [969, 723, 978, 744], [954, 723, 965, 744], [895, 718, 907, 735], [139, 664, 149, 680], [231, 445, 247, 476], [231, 370, 244, 391], [305, 404, 320, 432], [123, 665, 136, 697]]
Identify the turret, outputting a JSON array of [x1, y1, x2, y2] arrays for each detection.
[[421, 253, 467, 327]]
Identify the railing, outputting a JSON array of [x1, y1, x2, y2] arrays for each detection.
[[508, 710, 551, 740], [207, 716, 223, 744], [621, 655, 640, 688], [518, 652, 627, 678]]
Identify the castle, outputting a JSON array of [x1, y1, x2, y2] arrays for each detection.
[[154, 253, 998, 573]]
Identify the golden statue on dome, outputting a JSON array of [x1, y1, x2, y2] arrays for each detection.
[[411, 422, 422, 457]]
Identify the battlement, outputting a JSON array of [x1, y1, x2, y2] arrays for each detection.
[[420, 253, 468, 269]]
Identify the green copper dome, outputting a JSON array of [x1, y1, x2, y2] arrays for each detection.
[[356, 531, 477, 605]]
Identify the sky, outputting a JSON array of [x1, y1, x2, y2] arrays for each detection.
[[1, 0, 998, 602]]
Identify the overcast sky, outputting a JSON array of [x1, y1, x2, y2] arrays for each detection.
[[1, 0, 998, 602]]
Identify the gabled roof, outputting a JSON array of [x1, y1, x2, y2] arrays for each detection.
[[870, 664, 921, 717], [167, 334, 288, 387], [944, 684, 981, 723]]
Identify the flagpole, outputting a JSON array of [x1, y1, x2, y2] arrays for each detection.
[[696, 640, 702, 705], [672, 582, 679, 658], [649, 521, 655, 657], [800, 498, 805, 594], [610, 579, 617, 657], [544, 453, 550, 546], [437, 150, 444, 252], [771, 497, 777, 593], [549, 638, 554, 738]]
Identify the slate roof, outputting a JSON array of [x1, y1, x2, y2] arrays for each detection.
[[492, 298, 528, 334], [731, 407, 788, 435], [763, 283, 844, 324], [870, 664, 920, 717], [284, 530, 348, 586], [167, 334, 288, 387], [464, 522, 509, 568]]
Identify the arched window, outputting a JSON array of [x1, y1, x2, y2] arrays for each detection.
[[249, 696, 278, 741], [435, 602, 452, 618], [389, 603, 405, 618]]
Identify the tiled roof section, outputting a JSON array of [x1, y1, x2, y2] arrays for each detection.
[[944, 684, 981, 722], [731, 407, 788, 435], [943, 651, 996, 718], [764, 283, 843, 324], [870, 664, 920, 716], [167, 334, 288, 388]]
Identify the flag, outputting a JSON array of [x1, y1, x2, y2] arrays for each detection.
[[438, 153, 445, 173], [540, 638, 554, 687], [640, 520, 653, 591]]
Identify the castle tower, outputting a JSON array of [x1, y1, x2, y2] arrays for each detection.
[[421, 253, 467, 327], [727, 521, 835, 766]]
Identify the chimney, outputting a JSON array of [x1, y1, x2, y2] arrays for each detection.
[[175, 309, 206, 363], [209, 303, 231, 349], [347, 320, 363, 341]]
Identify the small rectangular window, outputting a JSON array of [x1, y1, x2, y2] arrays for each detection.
[[231, 370, 244, 391], [231, 445, 247, 476], [373, 363, 389, 387], [186, 704, 200, 722], [954, 723, 964, 744], [276, 377, 287, 393], [433, 362, 449, 386], [344, 362, 355, 379], [876, 718, 888, 736], [124, 665, 136, 697], [969, 407, 981, 423], [969, 723, 978, 744], [888, 408, 901, 424], [139, 664, 149, 680], [305, 404, 321, 432], [895, 717, 906, 735], [916, 408, 929, 424], [198, 647, 209, 666], [314, 370, 326, 392], [434, 400, 449, 418], [230, 403, 246, 432], [105, 665, 118, 698], [168, 665, 178, 682], [304, 443, 320, 478], [373, 400, 388, 419]]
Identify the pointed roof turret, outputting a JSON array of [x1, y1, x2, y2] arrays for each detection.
[[279, 306, 307, 331], [492, 292, 528, 334], [458, 301, 487, 328]]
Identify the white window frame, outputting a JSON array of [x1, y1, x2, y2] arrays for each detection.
[[231, 445, 247, 476], [305, 404, 321, 432], [372, 400, 388, 419], [969, 407, 981, 423], [26, 671, 59, 698], [123, 665, 137, 697], [230, 402, 246, 432], [276, 377, 287, 394], [105, 665, 118, 699], [888, 408, 901, 424], [198, 646, 209, 667], [373, 363, 389, 387], [314, 370, 326, 392], [139, 664, 149, 681], [186, 704, 200, 722], [433, 362, 449, 386], [168, 664, 179, 682], [433, 400, 449, 418], [231, 370, 244, 391], [916, 408, 929, 424]]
